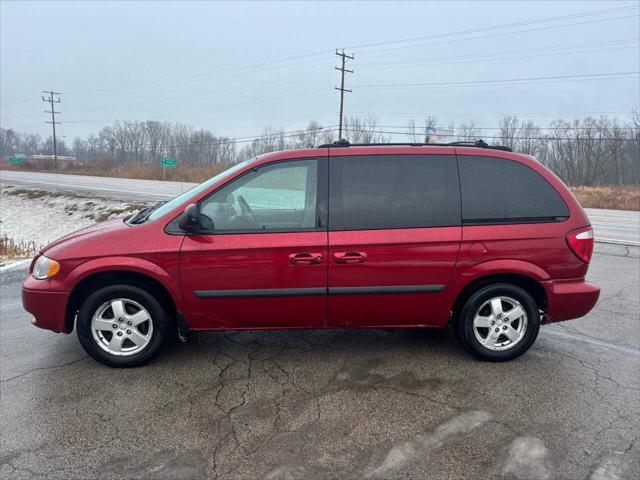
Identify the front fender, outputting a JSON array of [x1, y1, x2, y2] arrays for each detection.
[[65, 256, 185, 311]]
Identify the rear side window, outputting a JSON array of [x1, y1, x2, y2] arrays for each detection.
[[329, 154, 460, 230], [458, 155, 569, 224]]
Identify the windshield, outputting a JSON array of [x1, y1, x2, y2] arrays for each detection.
[[146, 161, 250, 222]]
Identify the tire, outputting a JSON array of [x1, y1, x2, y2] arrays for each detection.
[[76, 284, 169, 367], [455, 283, 540, 362]]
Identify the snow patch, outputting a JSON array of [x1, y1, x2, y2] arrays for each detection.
[[590, 452, 630, 480], [0, 185, 144, 250], [0, 259, 31, 272], [264, 466, 305, 480], [367, 410, 493, 478], [503, 436, 553, 480]]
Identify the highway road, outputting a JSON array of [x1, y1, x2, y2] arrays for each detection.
[[1, 169, 639, 246]]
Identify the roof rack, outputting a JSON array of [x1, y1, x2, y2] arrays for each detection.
[[317, 139, 512, 152]]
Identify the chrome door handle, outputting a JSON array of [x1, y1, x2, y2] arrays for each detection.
[[289, 252, 323, 265], [333, 252, 367, 264]]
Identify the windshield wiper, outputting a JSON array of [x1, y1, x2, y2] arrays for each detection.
[[128, 200, 167, 224]]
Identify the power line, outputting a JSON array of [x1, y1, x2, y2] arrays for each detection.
[[342, 127, 637, 142], [357, 42, 639, 71], [41, 91, 61, 169], [335, 49, 354, 140], [352, 14, 639, 56], [354, 72, 640, 89], [62, 52, 334, 96], [0, 95, 36, 107], [347, 111, 633, 118], [376, 125, 637, 131], [344, 5, 638, 51], [62, 70, 333, 113]]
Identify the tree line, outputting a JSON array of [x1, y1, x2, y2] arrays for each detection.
[[1, 111, 637, 186]]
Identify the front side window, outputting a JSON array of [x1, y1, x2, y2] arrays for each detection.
[[147, 160, 249, 223], [329, 154, 461, 230], [458, 155, 569, 223], [199, 158, 319, 233]]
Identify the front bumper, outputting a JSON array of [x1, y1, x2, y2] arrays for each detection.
[[541, 278, 600, 323], [22, 284, 69, 333]]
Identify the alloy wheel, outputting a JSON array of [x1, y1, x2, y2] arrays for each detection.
[[472, 296, 528, 351], [91, 298, 154, 356]]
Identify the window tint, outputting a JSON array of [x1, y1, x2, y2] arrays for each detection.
[[458, 155, 569, 223], [199, 159, 318, 232], [329, 154, 460, 230]]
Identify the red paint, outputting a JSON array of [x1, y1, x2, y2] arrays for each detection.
[[180, 232, 327, 329], [328, 227, 461, 327], [468, 242, 488, 261], [22, 145, 599, 337]]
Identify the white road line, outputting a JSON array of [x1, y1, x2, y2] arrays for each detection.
[[542, 329, 640, 355], [0, 259, 31, 273], [596, 237, 640, 246], [0, 178, 175, 198]]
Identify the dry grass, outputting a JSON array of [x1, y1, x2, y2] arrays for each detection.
[[571, 185, 640, 211], [3, 162, 638, 210], [1, 159, 228, 183], [0, 234, 38, 264], [108, 163, 227, 182]]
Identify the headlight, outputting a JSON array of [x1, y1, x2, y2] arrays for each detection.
[[32, 255, 61, 280]]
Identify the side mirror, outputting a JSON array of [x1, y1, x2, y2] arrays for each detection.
[[179, 203, 200, 231]]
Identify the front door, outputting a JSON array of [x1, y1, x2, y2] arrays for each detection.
[[180, 157, 328, 330], [326, 151, 462, 327]]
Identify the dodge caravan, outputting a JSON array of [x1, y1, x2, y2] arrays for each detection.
[[22, 141, 600, 367]]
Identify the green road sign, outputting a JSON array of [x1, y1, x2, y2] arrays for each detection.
[[8, 154, 25, 164], [161, 157, 176, 168]]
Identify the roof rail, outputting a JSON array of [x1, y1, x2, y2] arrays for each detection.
[[317, 139, 512, 152]]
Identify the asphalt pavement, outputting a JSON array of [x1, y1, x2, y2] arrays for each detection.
[[1, 242, 638, 480], [1, 170, 638, 245]]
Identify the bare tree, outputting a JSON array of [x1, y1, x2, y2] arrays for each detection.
[[456, 121, 482, 142], [406, 119, 418, 143], [344, 114, 387, 143], [2, 113, 637, 186], [293, 120, 325, 148], [499, 116, 519, 149]]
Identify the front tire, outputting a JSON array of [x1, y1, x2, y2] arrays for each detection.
[[455, 283, 540, 362], [76, 284, 169, 367]]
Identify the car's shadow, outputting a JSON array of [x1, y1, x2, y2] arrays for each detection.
[[159, 325, 465, 365]]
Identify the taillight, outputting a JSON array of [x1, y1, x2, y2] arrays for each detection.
[[567, 226, 594, 264]]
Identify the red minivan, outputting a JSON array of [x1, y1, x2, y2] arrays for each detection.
[[22, 141, 600, 367]]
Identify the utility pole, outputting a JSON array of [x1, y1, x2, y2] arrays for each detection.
[[335, 49, 354, 140], [42, 91, 61, 169]]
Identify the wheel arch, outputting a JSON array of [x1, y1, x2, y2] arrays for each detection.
[[449, 273, 547, 325], [65, 269, 179, 334]]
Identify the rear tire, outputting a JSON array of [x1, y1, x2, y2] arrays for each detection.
[[455, 283, 540, 362], [76, 284, 169, 367]]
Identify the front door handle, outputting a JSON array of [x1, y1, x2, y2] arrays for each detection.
[[333, 251, 367, 264], [289, 252, 323, 265]]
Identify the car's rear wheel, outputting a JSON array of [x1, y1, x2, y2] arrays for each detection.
[[76, 284, 168, 367], [455, 283, 540, 361]]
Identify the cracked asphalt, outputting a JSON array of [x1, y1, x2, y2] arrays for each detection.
[[1, 243, 638, 480]]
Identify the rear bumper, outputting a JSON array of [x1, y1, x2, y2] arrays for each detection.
[[541, 278, 600, 323], [22, 285, 69, 333]]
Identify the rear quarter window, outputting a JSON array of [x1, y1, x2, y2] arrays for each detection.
[[329, 154, 460, 230], [458, 155, 569, 224]]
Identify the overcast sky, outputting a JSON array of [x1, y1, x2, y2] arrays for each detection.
[[1, 0, 639, 142]]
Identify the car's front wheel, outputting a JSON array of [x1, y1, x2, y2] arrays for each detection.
[[76, 284, 169, 367], [455, 283, 540, 361]]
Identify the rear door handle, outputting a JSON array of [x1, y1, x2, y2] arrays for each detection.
[[333, 251, 367, 264], [289, 252, 323, 265]]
